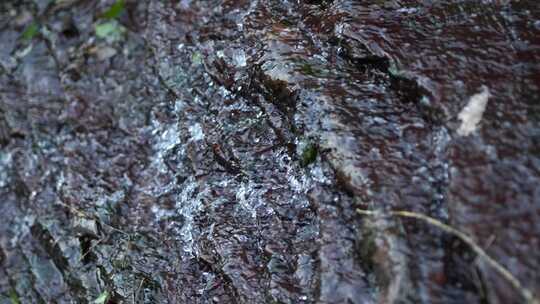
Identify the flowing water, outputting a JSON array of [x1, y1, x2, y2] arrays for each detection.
[[0, 1, 539, 303]]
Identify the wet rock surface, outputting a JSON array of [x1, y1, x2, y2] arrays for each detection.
[[0, 0, 539, 303]]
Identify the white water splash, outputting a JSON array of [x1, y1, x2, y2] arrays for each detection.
[[236, 180, 265, 218], [232, 49, 247, 67], [0, 151, 13, 188], [189, 123, 204, 141], [176, 177, 206, 255]]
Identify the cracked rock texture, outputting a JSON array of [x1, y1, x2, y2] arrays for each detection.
[[0, 1, 539, 303]]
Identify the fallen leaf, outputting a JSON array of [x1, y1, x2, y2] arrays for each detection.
[[457, 86, 490, 136], [93, 291, 109, 304]]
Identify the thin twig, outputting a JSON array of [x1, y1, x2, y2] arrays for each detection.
[[134, 277, 145, 303], [79, 237, 107, 263], [357, 209, 538, 304]]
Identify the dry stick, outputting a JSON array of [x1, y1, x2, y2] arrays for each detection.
[[356, 209, 538, 304], [79, 237, 107, 263], [134, 277, 146, 303]]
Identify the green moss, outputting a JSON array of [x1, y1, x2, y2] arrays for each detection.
[[8, 289, 20, 304], [21, 22, 39, 41], [300, 143, 318, 167], [101, 0, 125, 19]]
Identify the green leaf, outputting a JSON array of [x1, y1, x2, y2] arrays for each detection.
[[101, 0, 125, 19], [95, 21, 124, 41], [93, 291, 109, 304], [191, 51, 203, 65], [21, 22, 39, 41], [95, 22, 116, 38]]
